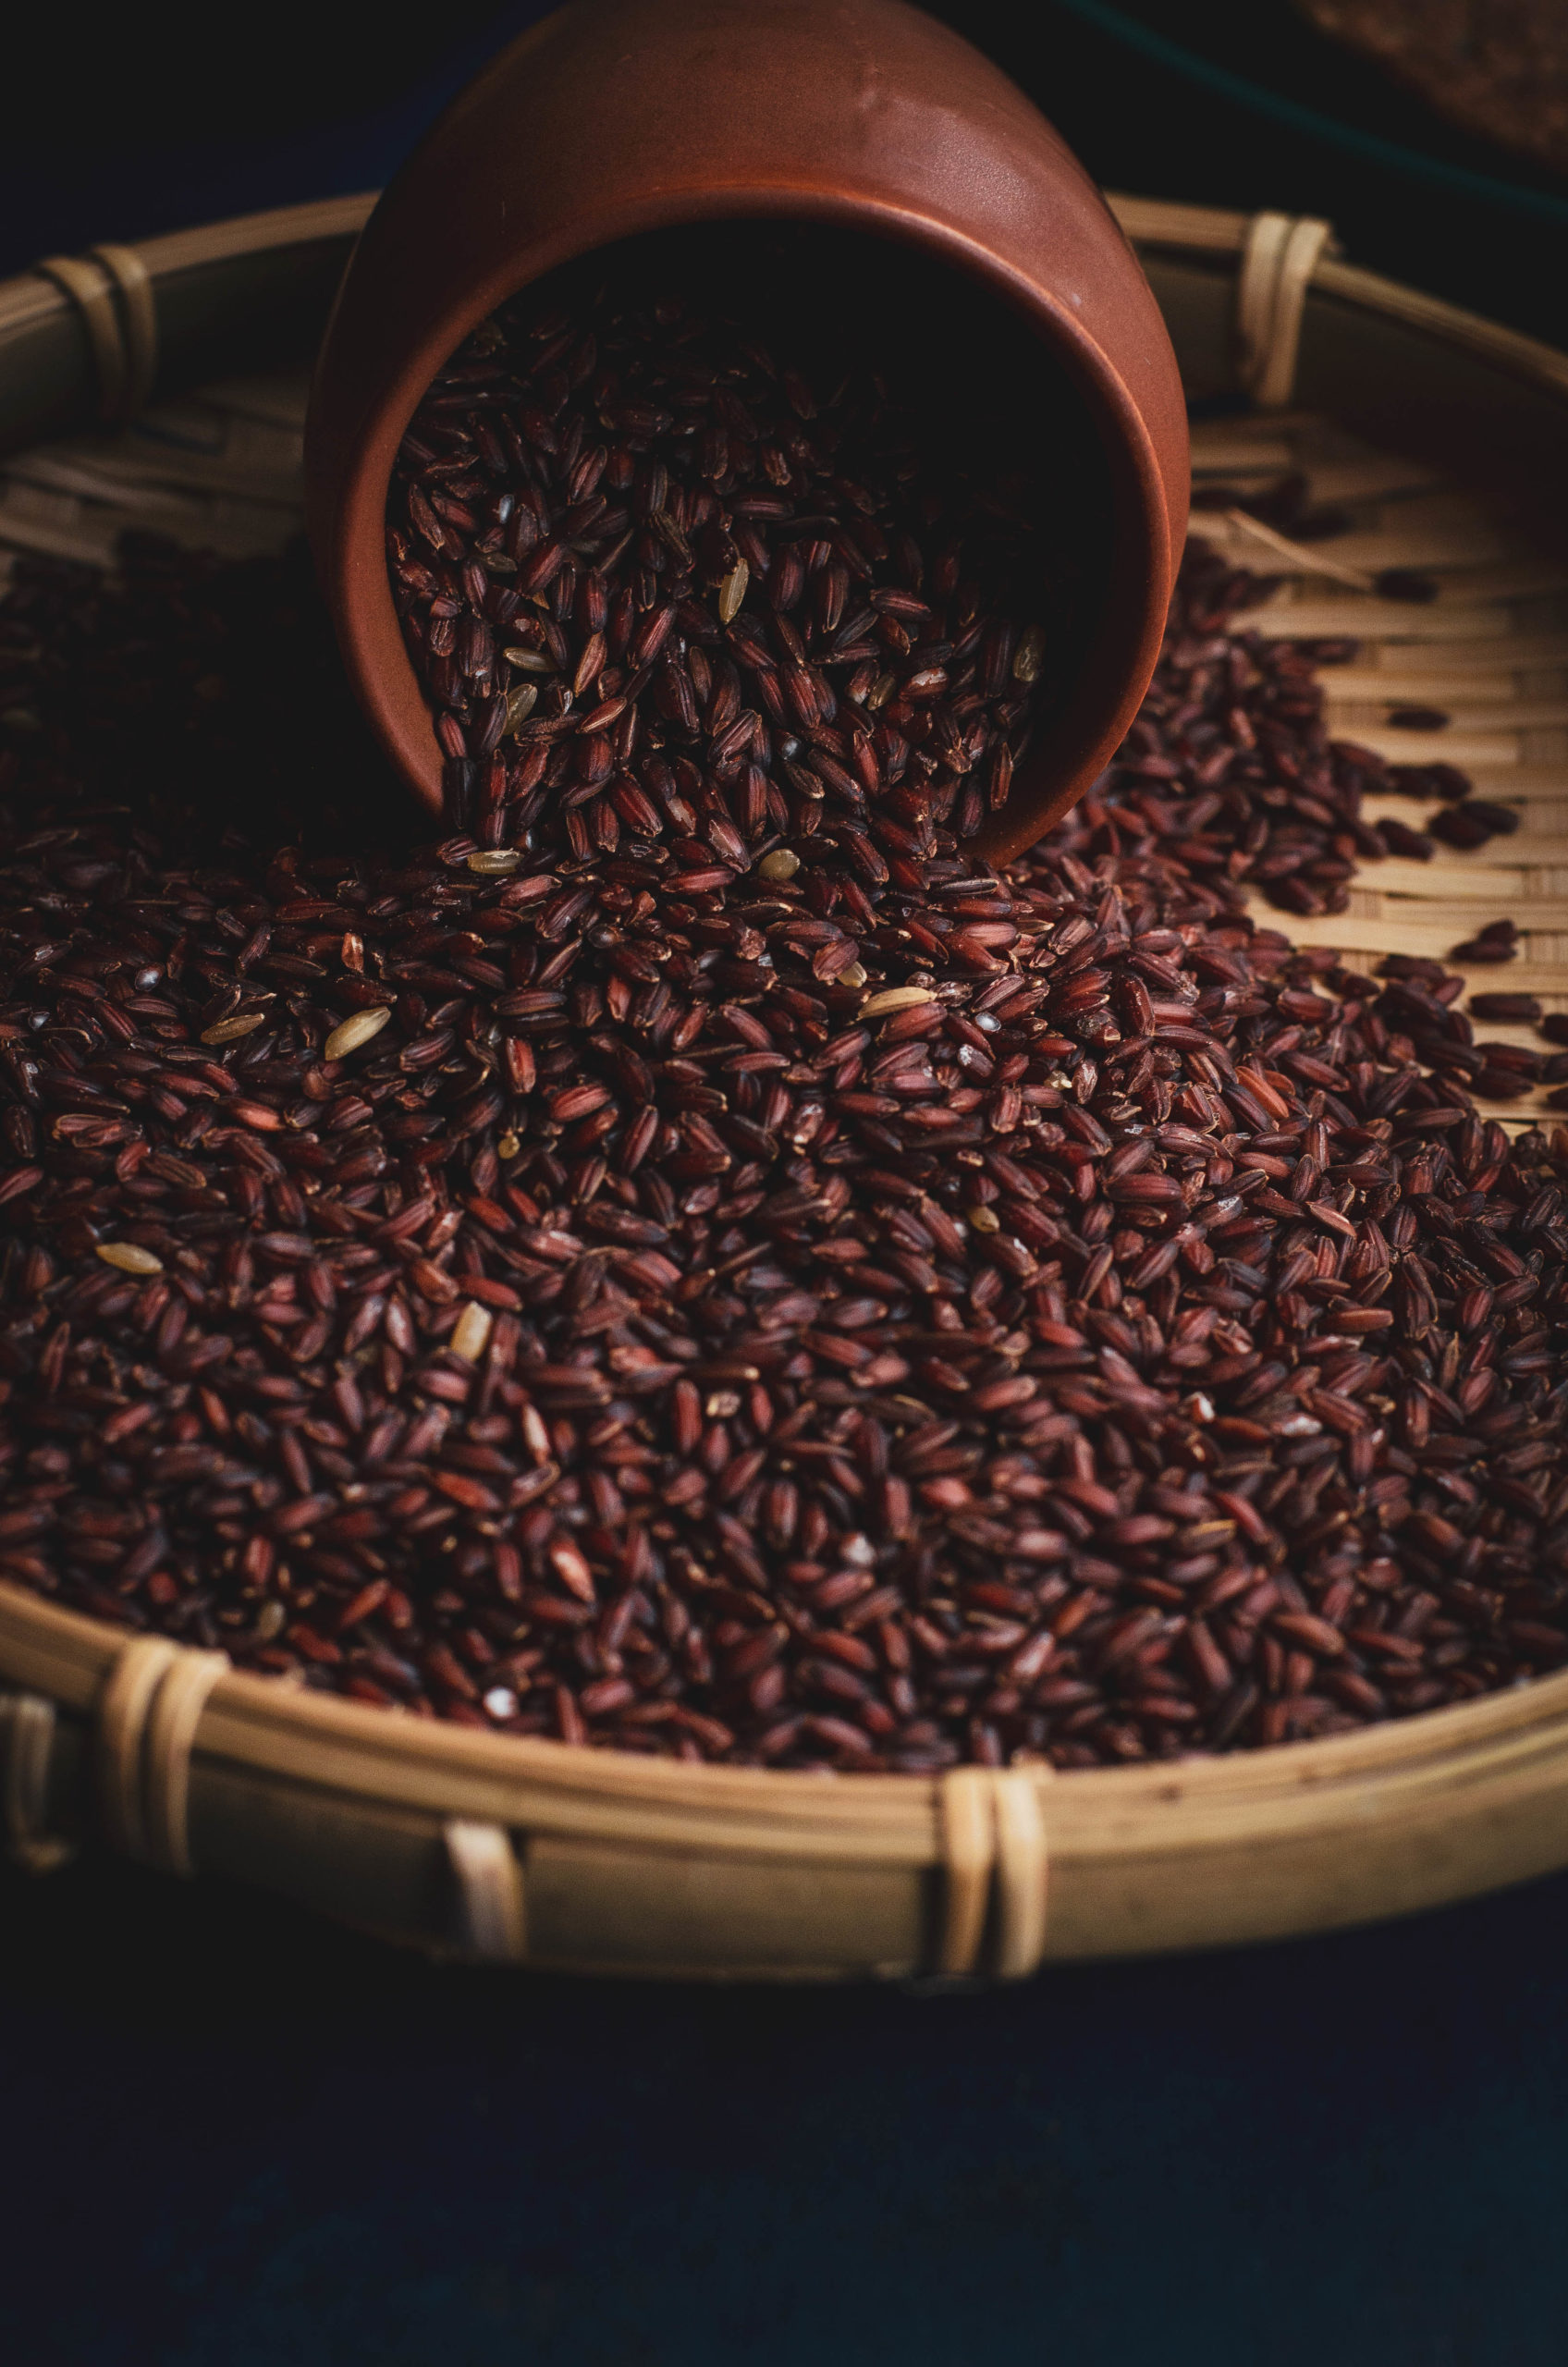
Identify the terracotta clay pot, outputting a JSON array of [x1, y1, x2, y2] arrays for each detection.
[[304, 0, 1188, 861]]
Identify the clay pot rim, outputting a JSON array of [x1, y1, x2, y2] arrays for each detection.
[[328, 181, 1172, 846]]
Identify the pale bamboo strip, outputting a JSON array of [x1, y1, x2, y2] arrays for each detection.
[[1359, 857, 1537, 901], [1189, 440, 1296, 474], [1335, 700, 1568, 729], [87, 243, 158, 416], [1359, 844, 1568, 881], [1231, 599, 1514, 639], [0, 1692, 70, 1871], [0, 505, 120, 566], [1329, 900, 1564, 931], [0, 273, 69, 350], [0, 488, 294, 564], [126, 193, 376, 283], [937, 1768, 994, 1975], [1192, 409, 1329, 439], [1426, 563, 1568, 603], [141, 1648, 229, 1877], [1447, 1021, 1559, 1051], [10, 447, 302, 509], [0, 466, 288, 544], [1329, 702, 1568, 733], [1236, 213, 1335, 408], [1104, 193, 1253, 251], [1210, 506, 1375, 588], [991, 1772, 1051, 1981], [1454, 972, 1568, 995], [1403, 768, 1568, 799], [1087, 190, 1568, 443], [1246, 902, 1568, 975], [34, 253, 128, 421], [1200, 521, 1514, 575], [1328, 728, 1522, 765], [445, 1821, 529, 1963], [1312, 253, 1568, 405], [0, 390, 314, 562], [1296, 458, 1442, 503], [1353, 638, 1568, 671], [95, 1636, 180, 1864], [1323, 668, 1536, 699], [125, 393, 228, 455], [1113, 190, 1568, 406], [194, 374, 312, 431], [1317, 947, 1568, 994]]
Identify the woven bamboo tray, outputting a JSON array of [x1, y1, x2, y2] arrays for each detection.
[[4, 193, 1568, 1981]]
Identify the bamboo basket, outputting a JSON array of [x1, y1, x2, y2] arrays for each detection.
[[4, 192, 1568, 1981]]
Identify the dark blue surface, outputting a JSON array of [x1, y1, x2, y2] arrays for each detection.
[[5, 1848, 1568, 2363], [0, 5, 554, 285], [6, 10, 1568, 2357]]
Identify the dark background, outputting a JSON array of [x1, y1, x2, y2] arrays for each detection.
[[6, 0, 1568, 341], [7, 1846, 1568, 2365], [6, 6, 1568, 2360]]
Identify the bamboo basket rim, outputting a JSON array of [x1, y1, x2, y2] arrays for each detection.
[[11, 183, 1559, 411], [6, 188, 1568, 1962], [1105, 191, 1568, 409], [12, 1565, 1568, 1858]]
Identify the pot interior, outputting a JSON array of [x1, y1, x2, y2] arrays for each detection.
[[396, 215, 1124, 803]]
